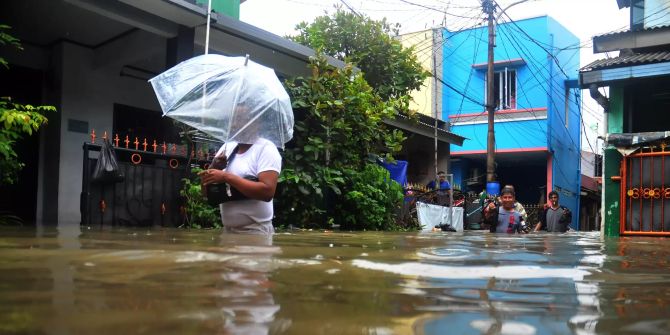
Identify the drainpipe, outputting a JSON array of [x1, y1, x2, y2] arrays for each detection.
[[589, 84, 609, 235]]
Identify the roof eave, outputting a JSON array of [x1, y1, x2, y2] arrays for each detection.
[[116, 0, 347, 76], [384, 115, 466, 146], [579, 60, 670, 88]]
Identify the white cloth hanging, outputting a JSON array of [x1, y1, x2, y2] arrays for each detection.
[[416, 202, 464, 232]]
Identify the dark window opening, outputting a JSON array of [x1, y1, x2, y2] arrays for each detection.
[[490, 68, 517, 110], [626, 78, 670, 133], [113, 104, 179, 147]]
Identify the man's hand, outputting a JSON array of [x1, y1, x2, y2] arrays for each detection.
[[483, 201, 496, 219], [198, 169, 230, 186]]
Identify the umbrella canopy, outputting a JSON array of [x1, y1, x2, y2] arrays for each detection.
[[149, 54, 294, 148]]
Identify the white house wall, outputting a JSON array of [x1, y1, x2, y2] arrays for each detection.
[[55, 41, 164, 223]]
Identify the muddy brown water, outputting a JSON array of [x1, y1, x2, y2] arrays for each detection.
[[1, 225, 670, 334]]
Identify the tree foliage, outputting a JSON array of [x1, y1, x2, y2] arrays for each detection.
[[289, 8, 428, 101], [276, 55, 412, 230], [0, 25, 21, 69], [0, 25, 54, 186], [0, 99, 52, 185]]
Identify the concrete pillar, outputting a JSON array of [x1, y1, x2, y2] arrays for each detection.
[[166, 25, 195, 68], [37, 43, 65, 224], [603, 86, 624, 236]]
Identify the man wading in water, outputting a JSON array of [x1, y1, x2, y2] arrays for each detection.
[[534, 190, 572, 233], [483, 186, 529, 234]]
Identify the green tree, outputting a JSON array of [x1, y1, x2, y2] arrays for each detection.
[[1, 25, 54, 225], [289, 7, 429, 101], [277, 55, 411, 230], [0, 25, 54, 186], [0, 99, 52, 185]]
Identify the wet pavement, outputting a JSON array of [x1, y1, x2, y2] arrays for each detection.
[[1, 225, 670, 334]]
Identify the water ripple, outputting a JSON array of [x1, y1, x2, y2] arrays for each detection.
[[351, 259, 590, 280]]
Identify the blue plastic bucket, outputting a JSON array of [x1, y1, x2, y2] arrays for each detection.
[[486, 181, 500, 196]]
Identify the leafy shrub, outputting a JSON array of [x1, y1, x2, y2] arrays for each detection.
[[276, 55, 409, 230], [337, 164, 404, 231], [179, 168, 221, 229]]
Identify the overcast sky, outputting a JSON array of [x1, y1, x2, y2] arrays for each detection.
[[240, 0, 631, 154]]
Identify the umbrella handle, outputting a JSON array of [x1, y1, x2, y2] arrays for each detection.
[[244, 54, 249, 66]]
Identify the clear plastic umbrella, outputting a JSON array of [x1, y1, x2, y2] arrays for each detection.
[[148, 54, 294, 148]]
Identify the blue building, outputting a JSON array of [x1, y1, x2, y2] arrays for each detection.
[[442, 16, 582, 226]]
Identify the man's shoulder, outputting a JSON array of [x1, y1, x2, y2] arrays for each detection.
[[550, 206, 570, 213], [252, 140, 282, 165], [254, 138, 277, 147]]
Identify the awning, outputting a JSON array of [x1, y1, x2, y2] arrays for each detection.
[[384, 114, 466, 146], [579, 51, 670, 87]]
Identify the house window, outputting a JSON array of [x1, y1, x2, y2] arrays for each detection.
[[113, 104, 178, 144], [488, 68, 516, 110]]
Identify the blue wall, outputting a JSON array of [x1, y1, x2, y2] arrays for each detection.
[[546, 17, 582, 227], [451, 120, 547, 152], [441, 16, 582, 226], [442, 17, 554, 153]]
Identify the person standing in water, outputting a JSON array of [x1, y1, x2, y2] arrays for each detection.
[[200, 139, 281, 234], [534, 190, 572, 233], [483, 186, 528, 234]]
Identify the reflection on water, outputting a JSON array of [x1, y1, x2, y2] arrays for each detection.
[[1, 227, 670, 334]]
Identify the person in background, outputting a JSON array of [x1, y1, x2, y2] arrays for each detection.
[[483, 186, 529, 234], [426, 171, 451, 190], [534, 190, 572, 232]]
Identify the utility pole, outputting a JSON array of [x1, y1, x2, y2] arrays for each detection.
[[484, 0, 496, 184], [432, 28, 439, 189]]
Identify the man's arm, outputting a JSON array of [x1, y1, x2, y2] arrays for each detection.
[[516, 202, 528, 222], [534, 208, 546, 232]]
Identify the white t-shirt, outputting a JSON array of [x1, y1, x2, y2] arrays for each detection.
[[215, 139, 281, 228]]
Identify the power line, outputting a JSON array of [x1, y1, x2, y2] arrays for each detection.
[[339, 0, 362, 17]]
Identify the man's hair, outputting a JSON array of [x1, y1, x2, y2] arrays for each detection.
[[500, 187, 515, 196], [437, 171, 445, 176], [503, 184, 515, 192], [548, 190, 559, 198]]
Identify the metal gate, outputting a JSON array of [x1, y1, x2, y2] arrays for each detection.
[[80, 132, 214, 226], [620, 150, 670, 236]]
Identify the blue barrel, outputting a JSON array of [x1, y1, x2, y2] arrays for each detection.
[[486, 181, 500, 196]]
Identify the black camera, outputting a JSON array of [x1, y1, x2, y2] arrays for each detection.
[[206, 176, 259, 206], [434, 223, 457, 232]]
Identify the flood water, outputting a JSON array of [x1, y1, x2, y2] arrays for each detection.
[[2, 226, 670, 335]]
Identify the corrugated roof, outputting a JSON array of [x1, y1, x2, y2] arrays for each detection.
[[581, 51, 670, 72], [594, 24, 670, 39]]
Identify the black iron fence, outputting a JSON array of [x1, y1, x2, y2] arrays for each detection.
[[79, 134, 220, 227]]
